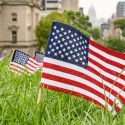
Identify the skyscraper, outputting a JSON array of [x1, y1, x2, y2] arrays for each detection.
[[116, 1, 125, 18], [88, 5, 96, 27]]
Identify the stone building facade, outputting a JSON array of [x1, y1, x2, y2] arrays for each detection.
[[0, 0, 40, 54], [62, 0, 79, 12], [40, 0, 79, 17]]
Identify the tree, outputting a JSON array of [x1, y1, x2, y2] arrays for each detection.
[[122, 29, 125, 37], [103, 37, 125, 52], [64, 11, 92, 37], [35, 11, 68, 49], [88, 28, 100, 40], [114, 19, 125, 37], [64, 11, 91, 31], [114, 19, 125, 30]]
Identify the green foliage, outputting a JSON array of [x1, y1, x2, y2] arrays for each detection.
[[0, 57, 125, 124], [88, 28, 100, 40], [64, 11, 91, 37], [114, 19, 125, 31], [122, 29, 125, 37], [35, 11, 92, 49], [114, 19, 125, 37], [64, 11, 91, 31], [35, 11, 68, 49], [103, 37, 125, 52]]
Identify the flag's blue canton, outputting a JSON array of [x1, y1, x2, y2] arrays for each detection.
[[12, 50, 29, 66], [35, 52, 44, 62], [45, 22, 89, 68]]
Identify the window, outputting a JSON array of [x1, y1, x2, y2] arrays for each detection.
[[12, 31, 17, 43], [47, 8, 58, 10], [12, 13, 17, 21], [41, 0, 45, 10], [47, 1, 58, 3]]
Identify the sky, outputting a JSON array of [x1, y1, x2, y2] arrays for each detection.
[[79, 0, 122, 19]]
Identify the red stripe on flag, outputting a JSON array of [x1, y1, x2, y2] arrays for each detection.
[[10, 64, 24, 71], [89, 40, 125, 60], [88, 57, 125, 83], [10, 66, 23, 74], [89, 49, 125, 70], [10, 63, 32, 74], [87, 66, 125, 103], [29, 58, 39, 66]]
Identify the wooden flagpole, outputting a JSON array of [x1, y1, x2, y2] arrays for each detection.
[[36, 49, 45, 105], [37, 87, 42, 105]]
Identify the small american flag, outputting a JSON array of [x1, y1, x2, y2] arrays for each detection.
[[34, 51, 44, 68], [34, 51, 44, 62], [41, 22, 125, 115], [10, 50, 39, 74]]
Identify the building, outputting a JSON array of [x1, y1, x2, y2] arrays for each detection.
[[101, 23, 109, 35], [40, 0, 79, 17], [79, 7, 83, 15], [101, 15, 122, 40], [103, 25, 121, 40], [45, 0, 62, 12], [62, 0, 79, 12], [88, 5, 97, 27], [116, 1, 125, 18], [0, 0, 41, 54], [41, 0, 62, 16]]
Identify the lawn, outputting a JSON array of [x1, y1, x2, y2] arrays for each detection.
[[0, 57, 125, 125]]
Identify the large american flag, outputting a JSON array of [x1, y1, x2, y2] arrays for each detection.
[[10, 50, 39, 74], [41, 22, 125, 115]]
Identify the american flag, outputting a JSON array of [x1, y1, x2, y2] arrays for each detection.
[[10, 50, 39, 74], [34, 51, 44, 68], [41, 22, 125, 115], [35, 51, 44, 62]]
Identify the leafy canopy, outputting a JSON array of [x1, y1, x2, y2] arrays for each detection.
[[114, 19, 125, 37]]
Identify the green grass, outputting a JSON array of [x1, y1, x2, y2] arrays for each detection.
[[0, 57, 125, 125]]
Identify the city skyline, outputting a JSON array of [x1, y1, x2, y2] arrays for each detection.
[[79, 0, 124, 19]]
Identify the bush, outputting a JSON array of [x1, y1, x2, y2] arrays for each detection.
[[103, 37, 125, 52]]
